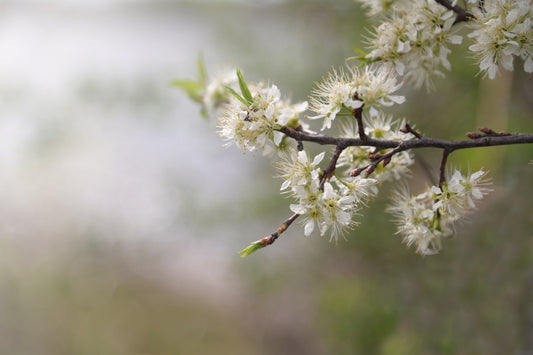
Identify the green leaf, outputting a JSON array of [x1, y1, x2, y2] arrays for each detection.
[[171, 79, 203, 102], [236, 69, 254, 105], [197, 54, 207, 86], [225, 85, 249, 106], [200, 107, 209, 119], [352, 46, 368, 56], [238, 241, 264, 257]]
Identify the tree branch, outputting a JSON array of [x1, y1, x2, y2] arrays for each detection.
[[434, 0, 475, 24], [238, 213, 300, 256], [279, 126, 533, 152], [439, 149, 451, 189], [320, 144, 348, 189], [242, 126, 533, 255]]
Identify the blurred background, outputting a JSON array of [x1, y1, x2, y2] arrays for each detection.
[[0, 0, 532, 354]]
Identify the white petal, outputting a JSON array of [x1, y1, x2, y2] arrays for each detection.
[[345, 98, 364, 109], [304, 220, 315, 237], [298, 150, 308, 164], [524, 57, 533, 73], [431, 186, 442, 195], [290, 203, 306, 214], [448, 35, 463, 45], [395, 61, 405, 76], [389, 95, 406, 104], [273, 130, 284, 146], [471, 188, 483, 200], [501, 53, 514, 71], [312, 152, 325, 166], [281, 179, 291, 190], [470, 170, 485, 181]]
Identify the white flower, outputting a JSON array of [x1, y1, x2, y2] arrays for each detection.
[[366, 0, 464, 88], [468, 0, 533, 79], [203, 67, 238, 111], [388, 168, 492, 255], [387, 187, 446, 255], [289, 178, 358, 242], [355, 0, 400, 16], [335, 175, 378, 203], [349, 65, 405, 108], [309, 68, 363, 130], [276, 149, 325, 191], [444, 168, 492, 211], [309, 65, 404, 130], [217, 81, 307, 155]]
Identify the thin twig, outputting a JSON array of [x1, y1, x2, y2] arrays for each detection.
[[320, 144, 348, 190], [279, 126, 533, 151], [434, 0, 475, 23], [354, 107, 367, 140], [439, 149, 451, 189], [400, 123, 423, 139]]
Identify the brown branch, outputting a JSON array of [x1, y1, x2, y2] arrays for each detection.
[[400, 123, 423, 139], [279, 126, 533, 152], [354, 107, 367, 140], [438, 149, 451, 189], [248, 126, 533, 253], [351, 145, 404, 177], [320, 144, 348, 190], [434, 0, 475, 24], [240, 213, 300, 255]]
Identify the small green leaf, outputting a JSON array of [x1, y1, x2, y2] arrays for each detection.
[[225, 85, 249, 106], [238, 241, 264, 257], [236, 69, 254, 105], [200, 107, 209, 119], [352, 46, 368, 56], [197, 54, 207, 86], [171, 79, 203, 102]]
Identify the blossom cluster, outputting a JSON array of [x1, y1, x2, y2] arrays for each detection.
[[202, 67, 238, 112], [218, 80, 307, 156], [365, 0, 463, 88], [361, 0, 533, 85], [355, 0, 400, 16], [213, 65, 419, 243], [387, 168, 491, 255], [468, 0, 533, 79], [309, 64, 405, 130], [276, 150, 378, 242]]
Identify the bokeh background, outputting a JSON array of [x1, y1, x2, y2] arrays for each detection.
[[0, 0, 532, 354]]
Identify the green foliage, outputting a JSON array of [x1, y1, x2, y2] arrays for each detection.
[[317, 278, 398, 354], [238, 240, 265, 257], [171, 55, 209, 117], [236, 69, 254, 105]]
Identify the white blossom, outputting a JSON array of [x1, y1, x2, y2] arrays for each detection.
[[290, 181, 357, 242], [366, 0, 464, 88], [276, 149, 325, 191], [203, 67, 238, 111], [309, 65, 404, 130], [218, 82, 307, 155], [355, 0, 401, 16], [388, 168, 492, 255], [468, 0, 533, 79], [308, 68, 363, 130]]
